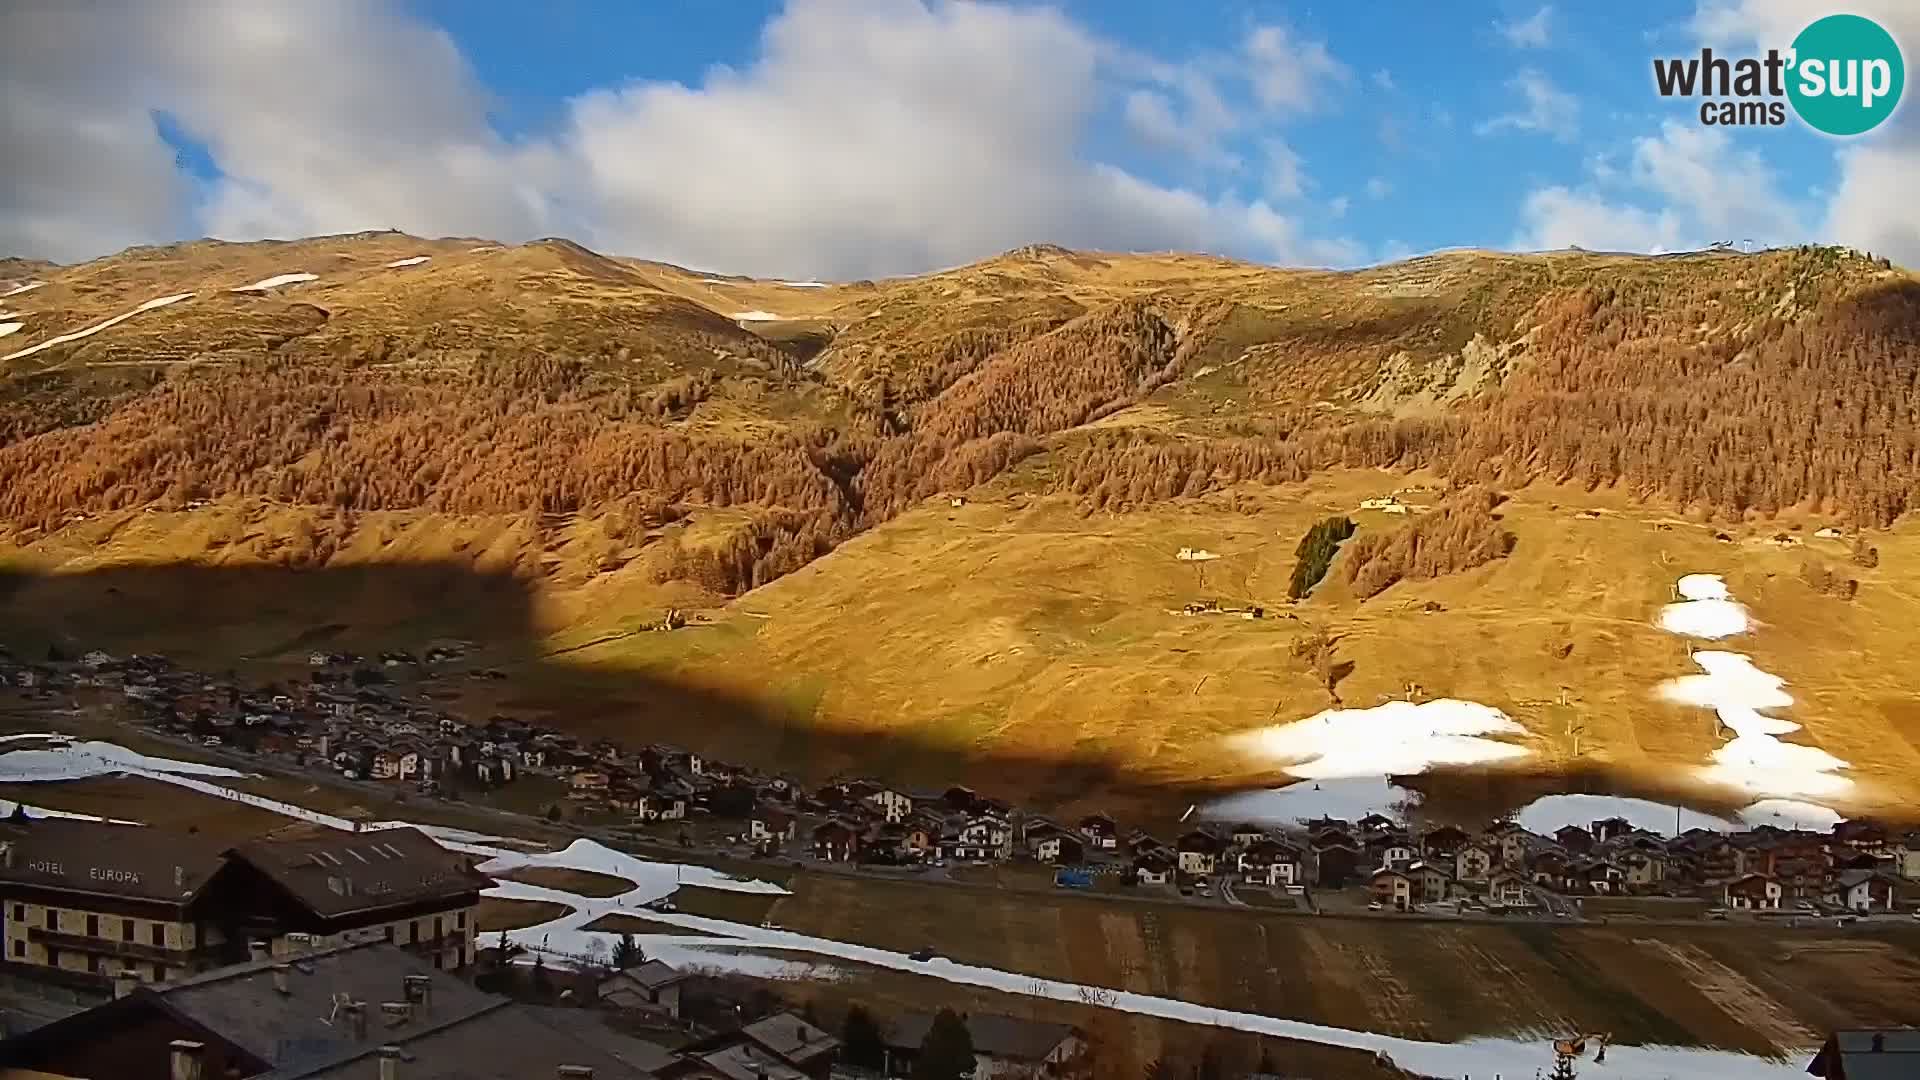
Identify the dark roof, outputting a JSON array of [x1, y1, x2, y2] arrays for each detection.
[[887, 1013, 1078, 1061], [158, 941, 499, 1071], [605, 959, 689, 992], [1808, 1029, 1920, 1080], [741, 1011, 839, 1064], [0, 817, 229, 905], [226, 826, 493, 919]]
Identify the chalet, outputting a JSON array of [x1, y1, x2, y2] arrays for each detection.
[[1134, 851, 1174, 887], [1031, 831, 1085, 867], [1454, 843, 1495, 883], [1312, 840, 1363, 888], [1486, 869, 1533, 907], [1374, 836, 1416, 871], [1806, 1029, 1920, 1079], [883, 1012, 1086, 1080], [1553, 825, 1595, 855], [1527, 849, 1570, 889], [0, 942, 661, 1080], [1725, 873, 1783, 910], [812, 819, 862, 863], [750, 808, 796, 846], [1238, 839, 1303, 889], [1898, 833, 1920, 880], [1407, 861, 1454, 903], [1487, 823, 1535, 867], [1833, 819, 1891, 855], [1826, 870, 1897, 912], [636, 790, 688, 822], [1371, 868, 1414, 911], [1591, 817, 1637, 844], [567, 770, 611, 799], [1175, 831, 1223, 876], [1616, 849, 1669, 889], [1356, 813, 1396, 836], [957, 815, 1013, 860], [738, 1011, 841, 1079], [600, 958, 692, 1017], [1570, 858, 1627, 895], [1421, 824, 1469, 858], [1229, 823, 1270, 848], [1080, 813, 1120, 851], [862, 787, 912, 824]]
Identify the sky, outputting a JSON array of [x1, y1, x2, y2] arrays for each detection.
[[2, 0, 1917, 279]]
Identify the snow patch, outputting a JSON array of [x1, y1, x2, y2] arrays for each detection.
[[1, 292, 194, 363], [1, 281, 45, 299], [1737, 799, 1844, 830], [730, 310, 784, 321], [232, 272, 317, 292], [0, 740, 245, 783], [384, 256, 430, 268], [1223, 698, 1530, 779], [775, 280, 829, 288], [1203, 776, 1420, 825], [1655, 576, 1851, 807], [0, 323, 22, 339], [1658, 574, 1751, 639], [1515, 793, 1734, 837]]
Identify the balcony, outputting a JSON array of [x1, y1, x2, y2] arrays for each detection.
[[26, 927, 202, 965]]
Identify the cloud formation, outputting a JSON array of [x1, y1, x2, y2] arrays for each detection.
[[1495, 6, 1554, 49], [0, 0, 1359, 277], [1512, 121, 1804, 252], [1476, 69, 1580, 142]]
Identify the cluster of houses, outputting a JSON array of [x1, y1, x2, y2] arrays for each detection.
[[3, 646, 1917, 919]]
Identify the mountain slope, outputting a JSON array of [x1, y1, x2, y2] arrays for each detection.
[[3, 232, 1918, 818]]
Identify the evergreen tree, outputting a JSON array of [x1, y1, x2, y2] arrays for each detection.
[[610, 932, 643, 970], [840, 1005, 887, 1070], [912, 1008, 976, 1080]]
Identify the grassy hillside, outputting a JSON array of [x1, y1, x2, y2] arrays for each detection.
[[3, 233, 1919, 818]]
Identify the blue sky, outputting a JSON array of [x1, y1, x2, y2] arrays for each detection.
[[5, 1, 1917, 275]]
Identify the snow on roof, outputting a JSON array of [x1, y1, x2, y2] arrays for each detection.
[[232, 272, 318, 292]]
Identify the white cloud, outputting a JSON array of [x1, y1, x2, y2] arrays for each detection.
[[0, 0, 1366, 276], [1244, 23, 1350, 112], [1511, 120, 1804, 252], [1329, 195, 1351, 218], [1693, 0, 1920, 266], [1364, 177, 1393, 200], [1372, 69, 1396, 92], [1496, 6, 1554, 48], [1476, 69, 1580, 142]]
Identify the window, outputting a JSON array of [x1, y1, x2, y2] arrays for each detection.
[[44, 908, 56, 931], [88, 954, 102, 974], [151, 924, 165, 947], [433, 916, 443, 940], [456, 910, 466, 930], [384, 925, 394, 943], [431, 952, 442, 970], [10, 940, 22, 958], [10, 904, 21, 921], [123, 919, 135, 942], [153, 963, 165, 982], [86, 915, 98, 938], [409, 921, 418, 944]]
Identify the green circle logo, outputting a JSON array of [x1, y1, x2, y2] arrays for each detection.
[[1787, 14, 1905, 136]]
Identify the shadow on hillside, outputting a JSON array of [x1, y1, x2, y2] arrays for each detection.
[[0, 561, 1190, 824], [6, 561, 1887, 829]]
